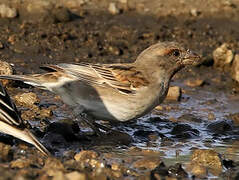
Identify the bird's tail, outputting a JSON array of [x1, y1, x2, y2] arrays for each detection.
[[0, 75, 46, 89], [22, 129, 50, 156], [0, 121, 50, 156]]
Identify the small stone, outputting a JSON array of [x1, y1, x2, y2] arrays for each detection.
[[213, 43, 234, 69], [208, 113, 215, 120], [111, 163, 121, 171], [65, 171, 86, 180], [108, 3, 120, 15], [190, 8, 200, 16], [43, 158, 65, 176], [166, 86, 181, 101], [207, 120, 232, 134], [154, 105, 163, 111], [0, 4, 17, 18], [191, 149, 222, 173], [52, 7, 71, 22], [184, 78, 204, 87], [74, 150, 98, 162], [14, 92, 40, 108], [187, 163, 207, 178], [230, 113, 239, 126], [0, 41, 4, 49], [10, 158, 31, 169], [39, 108, 53, 119], [64, 0, 86, 10], [0, 142, 12, 161], [0, 61, 13, 86], [231, 54, 239, 83], [52, 171, 65, 180], [177, 114, 202, 123], [133, 157, 161, 170]]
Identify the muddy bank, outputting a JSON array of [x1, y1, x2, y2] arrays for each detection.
[[0, 0, 238, 179]]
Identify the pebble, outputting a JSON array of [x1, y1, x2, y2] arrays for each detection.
[[14, 92, 40, 108], [177, 114, 202, 123], [230, 113, 239, 126], [187, 163, 207, 178], [74, 150, 98, 162], [184, 78, 204, 87], [65, 171, 86, 180], [0, 143, 12, 162], [0, 4, 17, 18], [213, 43, 234, 69], [43, 158, 65, 176], [190, 149, 222, 174], [0, 60, 13, 86], [133, 157, 161, 170], [63, 0, 86, 10], [231, 54, 239, 83], [165, 86, 181, 101], [10, 158, 31, 169], [190, 8, 200, 16], [108, 3, 120, 15], [0, 41, 4, 49], [207, 120, 232, 134]]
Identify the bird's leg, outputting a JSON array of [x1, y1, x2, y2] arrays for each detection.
[[72, 106, 111, 136], [78, 113, 104, 136]]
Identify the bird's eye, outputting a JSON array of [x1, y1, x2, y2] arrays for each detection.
[[172, 50, 180, 57]]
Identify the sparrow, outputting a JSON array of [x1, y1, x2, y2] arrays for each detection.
[[0, 42, 201, 133], [0, 82, 50, 156]]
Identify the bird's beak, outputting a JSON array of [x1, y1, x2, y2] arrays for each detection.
[[182, 49, 201, 66]]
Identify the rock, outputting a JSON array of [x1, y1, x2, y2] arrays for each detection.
[[74, 150, 98, 162], [65, 171, 86, 180], [207, 120, 232, 134], [190, 8, 200, 16], [43, 158, 65, 176], [190, 149, 222, 174], [0, 4, 17, 18], [52, 7, 71, 22], [0, 61, 13, 86], [171, 124, 199, 138], [208, 113, 215, 120], [10, 158, 31, 169], [52, 171, 66, 180], [14, 92, 40, 108], [63, 0, 86, 10], [133, 157, 161, 170], [0, 41, 4, 49], [213, 43, 234, 70], [230, 113, 239, 126], [0, 142, 12, 162], [108, 3, 120, 15], [168, 163, 188, 178], [187, 163, 207, 178], [177, 114, 202, 123], [39, 108, 53, 119], [166, 86, 181, 101], [231, 54, 239, 83], [184, 78, 204, 87], [150, 162, 169, 178]]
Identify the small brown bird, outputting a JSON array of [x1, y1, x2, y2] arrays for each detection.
[[0, 83, 50, 156], [0, 42, 201, 133]]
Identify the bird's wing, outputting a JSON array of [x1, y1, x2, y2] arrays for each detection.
[[0, 83, 23, 127], [44, 63, 150, 94]]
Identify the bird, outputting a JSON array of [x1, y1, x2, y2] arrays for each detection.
[[0, 82, 50, 156], [0, 41, 201, 134]]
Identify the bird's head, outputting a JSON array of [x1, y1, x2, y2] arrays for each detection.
[[135, 41, 201, 79]]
